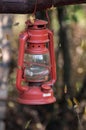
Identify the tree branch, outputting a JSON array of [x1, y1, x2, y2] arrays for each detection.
[[0, 0, 86, 14]]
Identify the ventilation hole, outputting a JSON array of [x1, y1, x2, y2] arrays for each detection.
[[38, 25, 44, 28], [38, 46, 40, 48], [32, 45, 34, 48]]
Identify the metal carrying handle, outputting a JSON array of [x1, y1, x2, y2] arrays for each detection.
[[48, 30, 56, 85], [16, 32, 29, 92]]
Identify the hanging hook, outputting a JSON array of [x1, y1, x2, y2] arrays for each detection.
[[28, 0, 38, 24], [45, 9, 50, 27], [33, 0, 38, 15]]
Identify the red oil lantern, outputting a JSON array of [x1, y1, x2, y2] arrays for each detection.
[[16, 19, 56, 105]]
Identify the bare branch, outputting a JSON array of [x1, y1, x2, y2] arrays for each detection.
[[0, 0, 86, 14]]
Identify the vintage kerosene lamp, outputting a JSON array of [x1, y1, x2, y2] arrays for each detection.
[[16, 19, 56, 105]]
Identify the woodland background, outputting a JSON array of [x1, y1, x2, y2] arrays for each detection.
[[0, 4, 86, 130]]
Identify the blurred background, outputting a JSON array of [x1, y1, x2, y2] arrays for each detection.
[[0, 4, 86, 130]]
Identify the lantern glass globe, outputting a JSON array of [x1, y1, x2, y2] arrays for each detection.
[[24, 53, 51, 82]]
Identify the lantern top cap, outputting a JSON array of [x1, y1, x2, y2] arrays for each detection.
[[26, 19, 48, 27]]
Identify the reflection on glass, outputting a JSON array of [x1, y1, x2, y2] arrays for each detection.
[[24, 53, 50, 81]]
